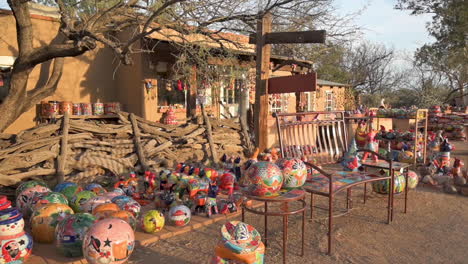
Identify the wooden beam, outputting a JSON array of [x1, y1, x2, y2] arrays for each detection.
[[56, 112, 70, 184], [253, 13, 272, 151], [187, 65, 197, 118], [249, 30, 326, 44], [268, 73, 317, 94]]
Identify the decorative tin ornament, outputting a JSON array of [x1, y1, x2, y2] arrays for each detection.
[[109, 211, 137, 230], [140, 210, 165, 233], [81, 196, 112, 214], [243, 162, 283, 197], [93, 103, 104, 115], [0, 231, 33, 264], [16, 185, 51, 217], [30, 203, 74, 243], [72, 103, 82, 115], [111, 196, 141, 217], [168, 205, 191, 226], [275, 158, 307, 189], [81, 103, 92, 115], [55, 213, 96, 257], [82, 218, 135, 264], [16, 180, 48, 197], [70, 191, 97, 213]]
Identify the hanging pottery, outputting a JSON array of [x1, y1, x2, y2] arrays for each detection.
[[16, 185, 51, 217], [243, 162, 283, 197], [372, 172, 406, 194], [55, 213, 96, 257], [16, 180, 48, 197], [275, 158, 307, 189], [407, 170, 419, 189], [0, 231, 33, 264], [30, 203, 74, 243], [0, 208, 24, 236], [168, 205, 191, 226], [111, 196, 141, 217], [53, 182, 77, 193], [81, 196, 112, 214], [92, 203, 120, 221], [70, 191, 97, 213], [140, 210, 165, 233], [60, 185, 83, 202], [109, 211, 137, 230], [0, 195, 11, 210], [82, 218, 135, 264]]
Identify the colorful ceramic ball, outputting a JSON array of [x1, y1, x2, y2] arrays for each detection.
[[398, 151, 414, 164], [16, 180, 48, 197], [53, 182, 77, 193], [111, 196, 141, 217], [140, 210, 165, 233], [16, 185, 51, 217], [84, 183, 103, 191], [27, 192, 68, 217], [81, 196, 112, 214], [55, 213, 96, 257], [90, 187, 107, 196], [372, 173, 406, 194], [168, 205, 191, 226], [109, 211, 137, 230], [0, 230, 33, 263], [92, 203, 120, 221], [82, 218, 135, 264], [60, 185, 83, 201], [275, 158, 307, 189], [30, 203, 74, 243], [407, 170, 419, 189], [70, 191, 97, 213], [244, 161, 283, 197]]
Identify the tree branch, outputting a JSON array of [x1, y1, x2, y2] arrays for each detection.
[[8, 0, 34, 56]]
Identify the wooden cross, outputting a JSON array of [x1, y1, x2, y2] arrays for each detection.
[[253, 13, 326, 150]]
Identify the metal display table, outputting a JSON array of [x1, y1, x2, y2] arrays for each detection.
[[241, 189, 306, 264]]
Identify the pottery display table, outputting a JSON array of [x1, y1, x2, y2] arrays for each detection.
[[361, 160, 412, 218], [241, 189, 306, 264]]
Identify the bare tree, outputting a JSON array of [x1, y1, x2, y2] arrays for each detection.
[[1, 0, 331, 132]]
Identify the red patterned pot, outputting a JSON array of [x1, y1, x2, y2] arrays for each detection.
[[243, 162, 283, 197]]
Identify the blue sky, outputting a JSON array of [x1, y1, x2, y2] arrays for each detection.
[[0, 0, 433, 53]]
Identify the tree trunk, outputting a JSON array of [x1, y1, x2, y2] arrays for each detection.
[[0, 70, 30, 132]]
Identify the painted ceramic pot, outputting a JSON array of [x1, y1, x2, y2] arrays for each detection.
[[27, 192, 68, 217], [275, 158, 307, 189], [70, 191, 97, 213], [140, 210, 165, 233], [55, 213, 96, 257], [168, 205, 191, 226], [53, 182, 77, 193], [372, 173, 406, 194], [0, 208, 24, 236], [0, 195, 12, 211], [221, 221, 261, 254], [85, 183, 103, 191], [92, 203, 120, 218], [407, 170, 419, 189], [105, 189, 125, 199], [60, 185, 83, 202], [243, 162, 283, 197], [398, 151, 414, 164], [82, 218, 135, 264], [109, 211, 137, 230], [111, 196, 141, 217], [0, 231, 33, 264], [16, 180, 48, 197], [30, 203, 74, 243], [81, 196, 112, 214], [16, 185, 51, 217], [90, 187, 107, 196]]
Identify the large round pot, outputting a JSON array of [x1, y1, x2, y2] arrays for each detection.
[[168, 205, 191, 226], [140, 210, 165, 233], [16, 186, 51, 217], [407, 170, 419, 189], [111, 196, 141, 217], [275, 158, 307, 189], [16, 181, 48, 197], [92, 203, 120, 221], [243, 161, 283, 197], [27, 192, 68, 216], [55, 213, 96, 257], [0, 231, 33, 263], [60, 185, 83, 202], [372, 173, 406, 194], [54, 182, 77, 193], [82, 218, 135, 264], [70, 191, 97, 213], [81, 196, 112, 214], [30, 203, 74, 243], [109, 211, 137, 230]]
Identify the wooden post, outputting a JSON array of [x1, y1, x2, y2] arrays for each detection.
[[56, 112, 70, 184], [201, 103, 218, 164], [253, 13, 272, 151], [130, 113, 149, 171], [187, 66, 197, 118]]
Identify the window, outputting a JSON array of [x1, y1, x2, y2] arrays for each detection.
[[157, 78, 186, 107], [325, 91, 334, 111], [270, 94, 289, 113], [220, 79, 238, 105]]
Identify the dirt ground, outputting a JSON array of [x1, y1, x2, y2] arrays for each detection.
[[128, 141, 468, 264]]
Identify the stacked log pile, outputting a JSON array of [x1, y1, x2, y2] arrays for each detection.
[[0, 112, 249, 188]]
